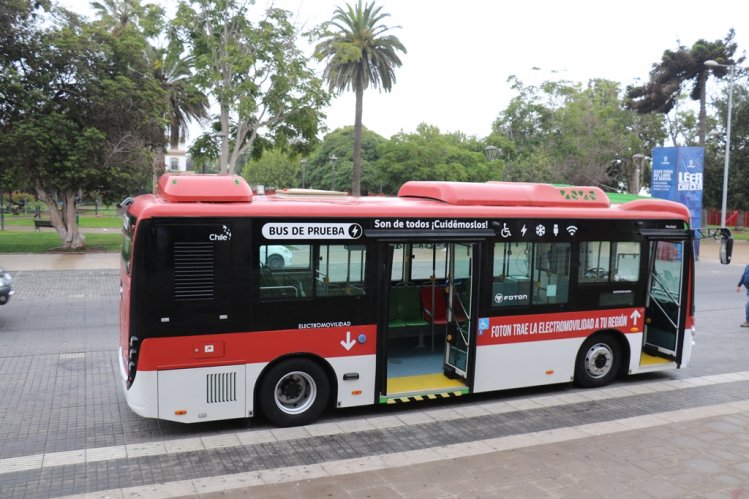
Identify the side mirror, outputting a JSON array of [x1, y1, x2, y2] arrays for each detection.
[[720, 236, 733, 265]]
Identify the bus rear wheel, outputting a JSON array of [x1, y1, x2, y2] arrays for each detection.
[[259, 358, 330, 427], [575, 335, 621, 388]]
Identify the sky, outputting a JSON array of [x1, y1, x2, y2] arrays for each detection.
[[60, 0, 748, 141]]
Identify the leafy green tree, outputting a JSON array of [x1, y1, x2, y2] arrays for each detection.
[[626, 30, 742, 146], [173, 0, 328, 175], [376, 124, 496, 194], [241, 149, 301, 189], [704, 81, 749, 211], [492, 78, 666, 190], [188, 130, 220, 173], [315, 0, 406, 196], [90, 1, 208, 190], [304, 126, 387, 193], [0, 6, 164, 248]]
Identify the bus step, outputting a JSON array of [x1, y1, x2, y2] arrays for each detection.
[[381, 373, 469, 404], [379, 388, 469, 405], [640, 352, 674, 366]]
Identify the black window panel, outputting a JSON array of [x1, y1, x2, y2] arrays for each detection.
[[150, 222, 237, 333], [483, 219, 651, 317]]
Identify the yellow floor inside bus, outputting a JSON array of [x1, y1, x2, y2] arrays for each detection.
[[640, 352, 673, 366], [386, 373, 465, 396]]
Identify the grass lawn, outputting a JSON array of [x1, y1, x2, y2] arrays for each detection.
[[1, 215, 121, 229], [0, 231, 121, 253]]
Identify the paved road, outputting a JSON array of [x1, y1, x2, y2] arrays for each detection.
[[1, 247, 749, 497]]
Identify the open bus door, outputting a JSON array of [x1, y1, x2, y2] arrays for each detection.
[[442, 242, 474, 380], [641, 228, 693, 362], [378, 241, 478, 403]]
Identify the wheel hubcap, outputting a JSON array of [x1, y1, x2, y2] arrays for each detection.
[[584, 343, 613, 379], [274, 371, 316, 415]]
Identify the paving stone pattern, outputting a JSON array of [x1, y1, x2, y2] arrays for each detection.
[[1, 267, 749, 497]]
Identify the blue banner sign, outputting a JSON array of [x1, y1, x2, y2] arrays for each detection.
[[651, 147, 704, 257]]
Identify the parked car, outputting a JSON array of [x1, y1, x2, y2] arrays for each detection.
[[259, 245, 293, 269], [0, 268, 13, 305]]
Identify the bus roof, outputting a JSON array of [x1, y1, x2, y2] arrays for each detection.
[[128, 174, 690, 223]]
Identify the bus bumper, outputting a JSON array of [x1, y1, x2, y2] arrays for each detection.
[[118, 347, 158, 419]]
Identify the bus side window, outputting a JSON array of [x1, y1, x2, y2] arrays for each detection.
[[613, 242, 640, 282], [579, 241, 611, 283], [315, 244, 367, 297], [259, 244, 313, 300], [533, 242, 570, 305], [491, 241, 531, 308], [579, 241, 641, 284]]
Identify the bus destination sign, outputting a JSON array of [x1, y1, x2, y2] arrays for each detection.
[[262, 222, 362, 240]]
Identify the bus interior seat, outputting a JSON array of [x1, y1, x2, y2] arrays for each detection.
[[389, 286, 429, 328], [417, 286, 469, 324], [419, 286, 448, 325]]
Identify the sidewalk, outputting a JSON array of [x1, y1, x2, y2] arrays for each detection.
[[82, 399, 749, 498], [0, 252, 119, 271]]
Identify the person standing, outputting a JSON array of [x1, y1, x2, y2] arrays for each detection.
[[737, 263, 749, 327]]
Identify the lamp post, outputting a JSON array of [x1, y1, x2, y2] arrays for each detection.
[[300, 159, 308, 189], [631, 154, 650, 195], [484, 145, 506, 180], [705, 59, 735, 228], [329, 154, 338, 191]]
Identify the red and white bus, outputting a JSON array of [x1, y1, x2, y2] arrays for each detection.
[[119, 174, 722, 427]]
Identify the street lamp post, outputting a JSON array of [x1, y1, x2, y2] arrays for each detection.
[[329, 154, 338, 191], [484, 145, 506, 180], [631, 154, 650, 195], [484, 145, 499, 161], [300, 159, 308, 189], [705, 59, 736, 228]]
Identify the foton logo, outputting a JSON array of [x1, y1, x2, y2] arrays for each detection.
[[494, 293, 528, 304], [209, 225, 232, 241]]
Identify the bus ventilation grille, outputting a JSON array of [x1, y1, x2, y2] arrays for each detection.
[[174, 242, 215, 301], [206, 372, 237, 404]]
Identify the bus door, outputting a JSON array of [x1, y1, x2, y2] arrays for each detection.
[[644, 238, 689, 359], [379, 241, 478, 401], [443, 242, 474, 380]]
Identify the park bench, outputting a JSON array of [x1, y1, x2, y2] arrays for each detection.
[[33, 219, 54, 231]]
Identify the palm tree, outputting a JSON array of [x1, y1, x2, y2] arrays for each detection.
[[90, 0, 141, 36], [316, 1, 406, 196], [149, 45, 209, 186], [626, 30, 742, 146], [152, 47, 209, 150]]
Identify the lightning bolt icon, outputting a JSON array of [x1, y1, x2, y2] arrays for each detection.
[[521, 225, 527, 237]]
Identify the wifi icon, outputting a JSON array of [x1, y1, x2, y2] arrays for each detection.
[[566, 225, 578, 236]]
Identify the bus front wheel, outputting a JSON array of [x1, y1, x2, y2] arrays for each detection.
[[575, 335, 621, 388], [259, 358, 330, 427]]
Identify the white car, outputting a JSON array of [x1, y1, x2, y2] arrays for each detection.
[[260, 245, 293, 269], [0, 268, 13, 305]]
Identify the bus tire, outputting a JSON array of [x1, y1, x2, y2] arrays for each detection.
[[259, 358, 330, 427], [575, 334, 620, 388]]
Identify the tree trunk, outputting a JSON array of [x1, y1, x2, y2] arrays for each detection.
[[220, 107, 231, 175], [34, 185, 85, 250], [698, 71, 707, 146], [62, 192, 84, 249], [352, 84, 364, 197], [153, 147, 165, 194]]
